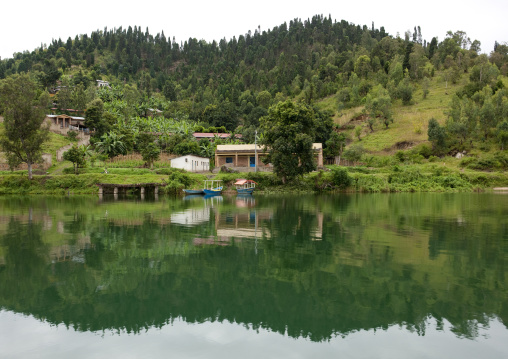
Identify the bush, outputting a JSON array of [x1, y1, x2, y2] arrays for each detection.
[[415, 144, 432, 159], [165, 170, 194, 194], [67, 131, 79, 141], [331, 166, 352, 189], [395, 151, 406, 162], [459, 156, 476, 167]]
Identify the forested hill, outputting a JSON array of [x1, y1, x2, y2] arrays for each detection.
[[1, 14, 508, 162], [0, 15, 390, 99]]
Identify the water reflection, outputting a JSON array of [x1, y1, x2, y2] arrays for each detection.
[[0, 194, 507, 347]]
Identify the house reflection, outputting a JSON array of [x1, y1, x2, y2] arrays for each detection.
[[215, 196, 272, 241]]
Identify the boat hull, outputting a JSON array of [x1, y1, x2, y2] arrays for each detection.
[[203, 187, 223, 195], [183, 189, 204, 195], [236, 188, 255, 194]]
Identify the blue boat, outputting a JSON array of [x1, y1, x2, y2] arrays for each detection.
[[183, 189, 204, 195], [203, 180, 223, 195], [234, 179, 257, 194]]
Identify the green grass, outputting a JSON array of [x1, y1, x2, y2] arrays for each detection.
[[316, 72, 470, 154]]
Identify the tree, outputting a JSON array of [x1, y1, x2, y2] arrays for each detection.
[[497, 120, 508, 150], [354, 126, 362, 140], [260, 100, 317, 184], [141, 143, 160, 169], [324, 132, 347, 165], [163, 80, 177, 101], [63, 144, 86, 174], [422, 77, 430, 99], [398, 77, 414, 105], [85, 98, 110, 137], [0, 74, 50, 179], [201, 100, 239, 131], [427, 118, 447, 155], [365, 85, 393, 129]]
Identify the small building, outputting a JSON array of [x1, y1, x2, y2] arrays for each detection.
[[44, 114, 88, 135], [96, 80, 110, 88], [171, 155, 210, 172], [147, 108, 163, 117], [214, 143, 323, 171]]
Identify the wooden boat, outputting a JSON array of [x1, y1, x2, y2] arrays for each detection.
[[234, 179, 257, 194], [183, 189, 204, 195], [203, 180, 223, 195]]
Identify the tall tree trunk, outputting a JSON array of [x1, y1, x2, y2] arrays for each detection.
[[28, 162, 33, 180]]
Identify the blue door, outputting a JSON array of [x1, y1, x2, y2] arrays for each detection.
[[250, 156, 255, 167]]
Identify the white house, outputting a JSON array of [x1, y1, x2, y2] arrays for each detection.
[[171, 155, 209, 172], [96, 80, 110, 88], [170, 208, 210, 226]]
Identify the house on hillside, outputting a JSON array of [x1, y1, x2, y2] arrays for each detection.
[[147, 108, 163, 117], [96, 80, 110, 88], [214, 143, 323, 171], [44, 114, 89, 135], [171, 155, 210, 172]]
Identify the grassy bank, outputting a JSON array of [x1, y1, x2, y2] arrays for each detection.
[[1, 162, 507, 195]]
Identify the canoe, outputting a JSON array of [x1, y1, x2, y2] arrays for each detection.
[[183, 189, 204, 195]]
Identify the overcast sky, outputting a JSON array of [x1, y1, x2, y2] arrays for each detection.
[[1, 0, 507, 60]]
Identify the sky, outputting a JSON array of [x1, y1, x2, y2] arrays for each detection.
[[1, 0, 507, 60]]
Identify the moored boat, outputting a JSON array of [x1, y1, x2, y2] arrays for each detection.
[[234, 179, 257, 194], [203, 180, 223, 195], [183, 189, 204, 195]]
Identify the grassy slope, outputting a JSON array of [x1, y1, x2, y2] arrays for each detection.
[[316, 72, 469, 153]]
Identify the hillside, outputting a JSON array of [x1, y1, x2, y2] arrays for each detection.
[[1, 15, 508, 180]]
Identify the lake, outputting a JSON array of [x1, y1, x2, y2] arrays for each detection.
[[0, 193, 507, 358]]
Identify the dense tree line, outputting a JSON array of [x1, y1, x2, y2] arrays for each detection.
[[1, 15, 508, 176]]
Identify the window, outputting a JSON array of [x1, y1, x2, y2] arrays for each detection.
[[226, 157, 233, 164]]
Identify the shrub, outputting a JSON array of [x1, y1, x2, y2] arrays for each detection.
[[415, 144, 432, 159], [67, 131, 79, 141], [331, 167, 352, 189], [459, 157, 476, 167]]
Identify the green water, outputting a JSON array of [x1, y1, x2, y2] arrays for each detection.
[[0, 193, 507, 358]]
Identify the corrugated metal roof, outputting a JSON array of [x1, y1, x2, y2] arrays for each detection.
[[193, 133, 242, 138], [216, 144, 261, 151], [216, 143, 321, 152]]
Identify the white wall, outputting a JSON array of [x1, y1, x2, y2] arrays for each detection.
[[171, 155, 209, 172]]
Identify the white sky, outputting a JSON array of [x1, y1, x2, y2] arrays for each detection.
[[1, 0, 507, 60]]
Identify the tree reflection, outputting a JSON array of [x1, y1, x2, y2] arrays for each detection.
[[0, 194, 506, 341]]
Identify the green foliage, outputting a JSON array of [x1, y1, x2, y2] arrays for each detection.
[[173, 140, 201, 156], [397, 77, 414, 105], [260, 100, 318, 183], [343, 144, 366, 163], [324, 132, 347, 158], [67, 130, 79, 141], [496, 120, 508, 149], [0, 74, 50, 179], [461, 152, 508, 171], [85, 98, 110, 137], [95, 131, 127, 158], [63, 144, 86, 174], [354, 126, 362, 140], [427, 118, 447, 155], [141, 143, 160, 169], [165, 169, 194, 194], [330, 166, 352, 189], [365, 84, 393, 129]]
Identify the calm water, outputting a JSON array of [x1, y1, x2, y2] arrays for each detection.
[[0, 193, 507, 358]]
